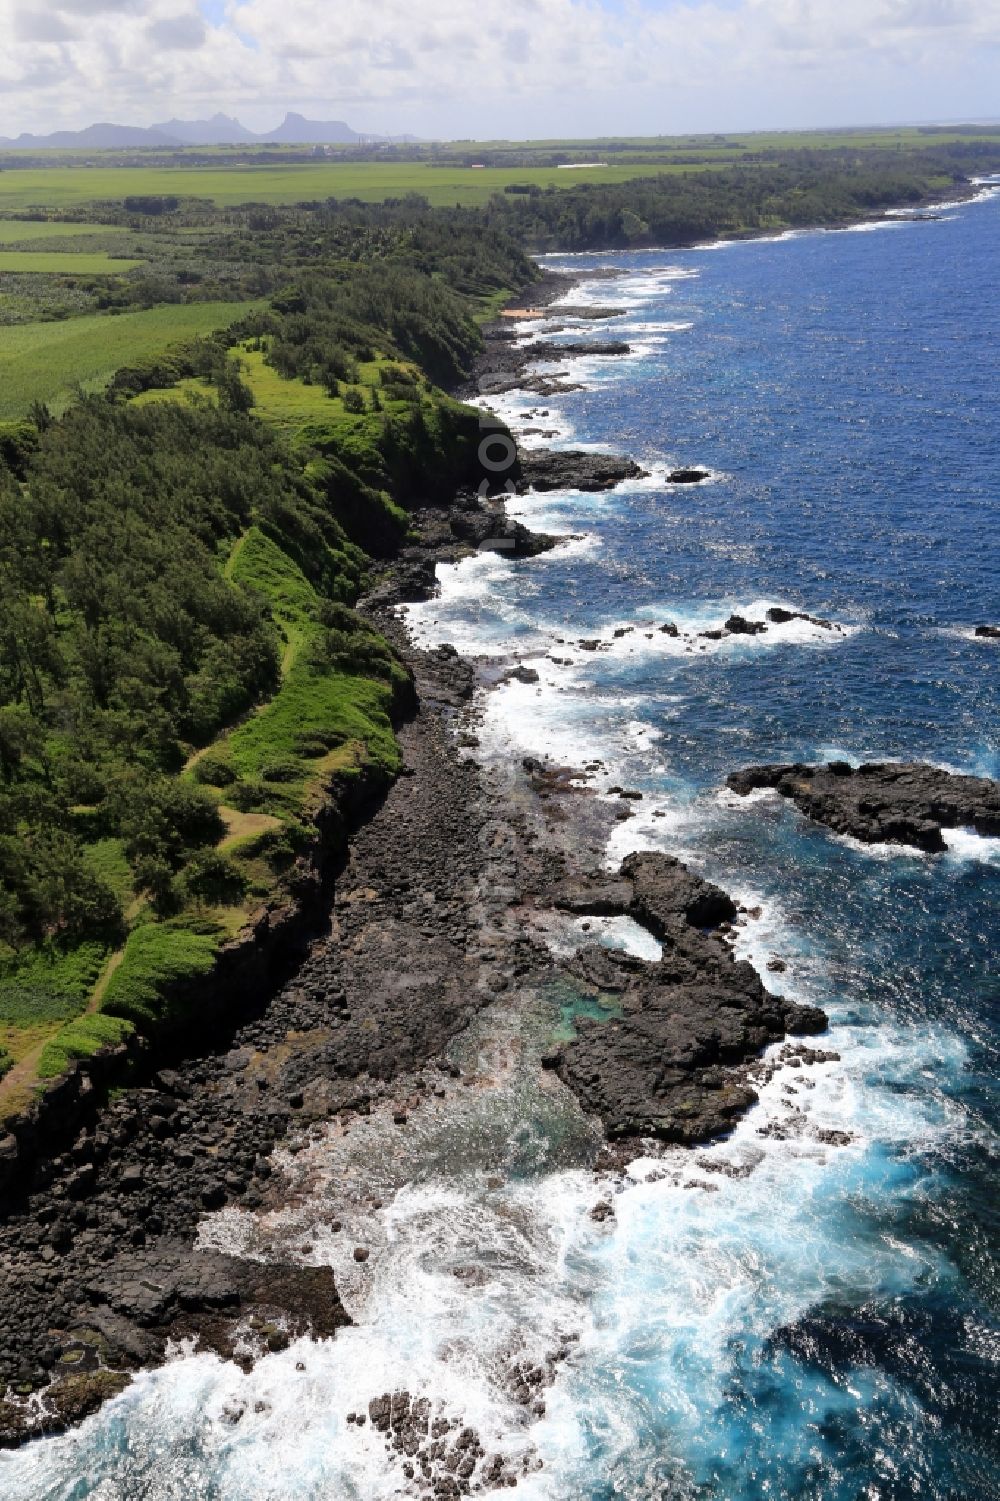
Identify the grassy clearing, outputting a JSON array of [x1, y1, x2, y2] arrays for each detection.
[[227, 658, 397, 790], [0, 220, 130, 243], [240, 344, 468, 481], [223, 524, 401, 790], [0, 300, 261, 419], [219, 809, 283, 850], [101, 919, 220, 1028], [0, 251, 144, 274], [81, 838, 136, 908], [37, 1013, 134, 1080], [130, 375, 216, 410], [239, 345, 351, 429], [135, 346, 401, 470]]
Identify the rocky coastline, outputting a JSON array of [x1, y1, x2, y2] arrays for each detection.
[[0, 270, 834, 1457]]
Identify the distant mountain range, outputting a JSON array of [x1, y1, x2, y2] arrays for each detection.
[[0, 112, 417, 150]]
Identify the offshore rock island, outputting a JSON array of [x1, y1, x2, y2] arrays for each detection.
[[727, 761, 1000, 853]]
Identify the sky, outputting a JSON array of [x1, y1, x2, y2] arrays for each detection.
[[1, 0, 998, 139]]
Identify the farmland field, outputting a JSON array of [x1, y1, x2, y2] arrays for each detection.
[[0, 250, 144, 273], [0, 125, 995, 214], [0, 219, 131, 242], [0, 160, 715, 212], [465, 126, 1000, 153], [0, 299, 261, 418]]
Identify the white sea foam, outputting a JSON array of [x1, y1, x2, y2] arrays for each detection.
[[473, 674, 661, 775], [833, 218, 907, 234], [912, 182, 1000, 211], [544, 266, 700, 317], [474, 391, 578, 448], [941, 828, 1000, 863], [537, 912, 664, 962], [603, 793, 703, 868], [523, 599, 856, 669], [936, 623, 1000, 646]]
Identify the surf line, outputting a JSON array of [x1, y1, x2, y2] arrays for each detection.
[[476, 405, 521, 554]]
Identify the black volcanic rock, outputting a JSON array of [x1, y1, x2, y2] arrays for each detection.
[[727, 761, 1000, 853], [622, 850, 738, 934], [548, 852, 827, 1144], [518, 450, 647, 493], [666, 468, 711, 484], [522, 340, 631, 362], [765, 606, 836, 630]]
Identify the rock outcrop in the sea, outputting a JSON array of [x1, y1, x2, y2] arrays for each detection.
[[518, 449, 648, 493], [363, 1360, 569, 1496], [477, 338, 632, 399], [0, 1243, 349, 1445], [364, 496, 559, 611], [666, 468, 711, 484], [544, 852, 827, 1144], [726, 761, 1000, 853], [697, 607, 841, 643]]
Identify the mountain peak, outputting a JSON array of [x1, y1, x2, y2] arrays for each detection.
[[0, 112, 405, 150]]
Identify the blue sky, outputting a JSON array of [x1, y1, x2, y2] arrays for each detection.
[[2, 0, 998, 139]]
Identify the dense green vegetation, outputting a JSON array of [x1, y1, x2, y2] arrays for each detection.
[[0, 193, 530, 1106], [477, 150, 1000, 249], [0, 387, 418, 1097], [2, 127, 1000, 1109]]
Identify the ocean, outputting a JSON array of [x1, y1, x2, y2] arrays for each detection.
[[5, 188, 998, 1499]]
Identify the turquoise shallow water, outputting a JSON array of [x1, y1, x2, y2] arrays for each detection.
[[4, 193, 998, 1499]]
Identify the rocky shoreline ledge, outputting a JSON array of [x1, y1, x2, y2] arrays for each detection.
[[0, 271, 834, 1460], [727, 760, 1000, 853], [543, 853, 827, 1144]]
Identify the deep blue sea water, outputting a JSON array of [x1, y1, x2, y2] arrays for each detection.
[[4, 193, 997, 1500]]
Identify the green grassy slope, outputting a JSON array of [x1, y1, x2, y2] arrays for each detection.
[[0, 251, 144, 274], [0, 221, 131, 244], [0, 301, 263, 419]]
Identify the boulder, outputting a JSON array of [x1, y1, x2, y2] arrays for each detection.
[[666, 467, 710, 484]]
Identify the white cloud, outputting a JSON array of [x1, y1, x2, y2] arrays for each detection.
[[147, 12, 207, 49], [0, 0, 998, 138]]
